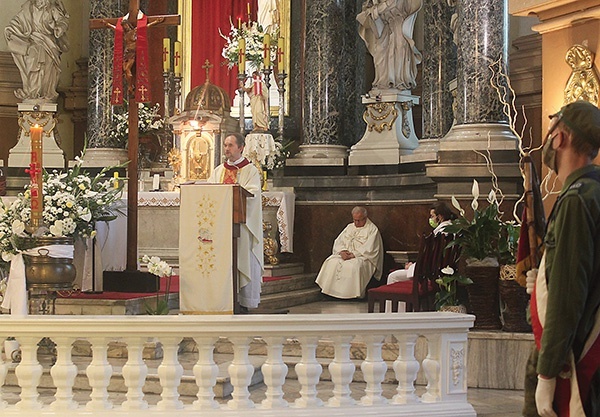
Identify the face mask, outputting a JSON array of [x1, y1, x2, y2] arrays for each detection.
[[429, 217, 439, 229], [542, 134, 558, 173]]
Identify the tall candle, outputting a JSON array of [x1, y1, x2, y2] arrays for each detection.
[[238, 17, 241, 29], [238, 37, 246, 73], [277, 37, 285, 70], [29, 124, 43, 228], [247, 2, 251, 17], [263, 33, 271, 68], [162, 38, 171, 72], [174, 41, 182, 77], [113, 171, 119, 189]]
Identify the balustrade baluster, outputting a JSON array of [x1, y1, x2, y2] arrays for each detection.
[[261, 336, 288, 408], [50, 336, 78, 410], [392, 333, 420, 404], [15, 336, 43, 410], [86, 337, 113, 410], [328, 335, 356, 406], [0, 337, 9, 409], [360, 334, 388, 405], [421, 333, 441, 403], [192, 336, 219, 410], [294, 336, 323, 407], [227, 336, 255, 409], [121, 337, 149, 410], [156, 336, 184, 410]]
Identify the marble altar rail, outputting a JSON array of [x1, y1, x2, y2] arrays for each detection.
[[0, 313, 475, 416]]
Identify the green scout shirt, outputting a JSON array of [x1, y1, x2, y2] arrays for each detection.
[[537, 165, 600, 378]]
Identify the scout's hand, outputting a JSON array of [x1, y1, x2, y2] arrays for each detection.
[[526, 268, 538, 295], [535, 376, 557, 417]]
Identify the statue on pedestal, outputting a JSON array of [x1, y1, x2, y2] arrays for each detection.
[[5, 0, 70, 103], [357, 0, 422, 92], [245, 71, 269, 132]]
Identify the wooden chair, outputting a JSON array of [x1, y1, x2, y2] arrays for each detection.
[[367, 233, 459, 313]]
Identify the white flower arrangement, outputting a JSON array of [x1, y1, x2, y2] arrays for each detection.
[[220, 20, 277, 70], [107, 102, 165, 148], [141, 254, 173, 278], [0, 157, 124, 272]]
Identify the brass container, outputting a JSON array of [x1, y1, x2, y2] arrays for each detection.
[[23, 237, 76, 291]]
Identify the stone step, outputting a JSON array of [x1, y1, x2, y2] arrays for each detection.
[[261, 272, 317, 296], [263, 262, 305, 277], [254, 286, 323, 313]]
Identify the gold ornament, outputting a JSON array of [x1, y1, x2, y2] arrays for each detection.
[[564, 44, 600, 107]]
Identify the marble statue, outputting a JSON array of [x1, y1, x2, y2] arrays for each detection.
[[5, 0, 70, 102], [357, 0, 422, 92], [258, 0, 280, 32], [245, 71, 269, 132]]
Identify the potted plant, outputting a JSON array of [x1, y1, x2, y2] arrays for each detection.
[[435, 266, 473, 313], [141, 255, 174, 315], [444, 180, 504, 330], [498, 221, 531, 332]]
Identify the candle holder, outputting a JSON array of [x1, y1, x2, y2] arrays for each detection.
[[162, 71, 172, 118], [276, 71, 287, 141], [173, 75, 183, 116], [261, 67, 273, 130], [237, 72, 248, 134]]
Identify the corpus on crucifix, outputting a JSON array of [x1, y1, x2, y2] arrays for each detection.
[[90, 1, 180, 273]]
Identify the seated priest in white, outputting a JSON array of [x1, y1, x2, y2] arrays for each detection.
[[208, 132, 263, 311], [316, 206, 383, 299], [387, 201, 456, 284]]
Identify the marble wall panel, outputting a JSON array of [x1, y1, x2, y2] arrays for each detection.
[[294, 203, 431, 274], [455, 0, 508, 124], [422, 0, 456, 139], [87, 0, 128, 148], [302, 0, 360, 146]]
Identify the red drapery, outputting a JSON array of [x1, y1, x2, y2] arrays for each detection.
[[191, 0, 258, 101]]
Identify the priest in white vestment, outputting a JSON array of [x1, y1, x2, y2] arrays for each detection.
[[208, 133, 263, 310], [316, 206, 383, 299]]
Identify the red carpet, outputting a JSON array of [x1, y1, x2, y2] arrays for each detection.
[[59, 276, 179, 301], [59, 274, 294, 301]]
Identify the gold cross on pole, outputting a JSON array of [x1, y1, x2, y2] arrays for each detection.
[[202, 59, 213, 81]]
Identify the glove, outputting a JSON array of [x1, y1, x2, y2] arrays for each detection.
[[526, 268, 538, 295], [535, 375, 557, 417]]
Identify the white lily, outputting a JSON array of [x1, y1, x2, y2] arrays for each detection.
[[487, 189, 497, 204], [441, 266, 455, 275], [451, 195, 465, 217], [471, 180, 480, 211]]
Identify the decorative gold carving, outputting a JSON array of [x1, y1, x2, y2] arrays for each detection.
[[564, 44, 600, 106], [263, 221, 279, 265], [363, 102, 398, 133]]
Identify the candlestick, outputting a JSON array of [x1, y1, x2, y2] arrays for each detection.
[[277, 37, 285, 72], [237, 73, 247, 134], [163, 71, 171, 118], [174, 41, 182, 77], [263, 33, 271, 68], [29, 124, 44, 229], [276, 71, 287, 141], [173, 75, 182, 115], [261, 67, 272, 129], [162, 38, 171, 73], [238, 37, 246, 73]]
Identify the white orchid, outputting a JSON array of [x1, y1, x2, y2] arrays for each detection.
[[142, 254, 173, 278]]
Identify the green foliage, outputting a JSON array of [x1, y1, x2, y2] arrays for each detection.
[[498, 221, 520, 265], [435, 266, 473, 309]]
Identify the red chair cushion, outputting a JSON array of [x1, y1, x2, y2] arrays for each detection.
[[368, 279, 433, 296]]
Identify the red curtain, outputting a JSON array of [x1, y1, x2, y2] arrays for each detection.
[[191, 0, 258, 101]]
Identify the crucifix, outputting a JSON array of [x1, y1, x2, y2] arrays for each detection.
[[90, 1, 180, 272]]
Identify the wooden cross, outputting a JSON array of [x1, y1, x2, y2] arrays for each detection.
[[202, 59, 213, 81], [90, 0, 180, 272]]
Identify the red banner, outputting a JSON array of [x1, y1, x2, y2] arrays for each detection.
[[111, 17, 125, 105], [135, 14, 151, 103]]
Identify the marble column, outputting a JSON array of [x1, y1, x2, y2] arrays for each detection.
[[427, 0, 520, 198], [417, 0, 456, 160], [291, 0, 358, 168], [84, 0, 129, 166]]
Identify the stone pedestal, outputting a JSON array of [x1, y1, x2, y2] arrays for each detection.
[[8, 103, 65, 168], [286, 144, 347, 167], [78, 148, 130, 168], [349, 93, 419, 166]]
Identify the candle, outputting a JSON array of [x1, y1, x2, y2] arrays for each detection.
[[277, 37, 285, 70], [238, 17, 241, 29], [162, 38, 171, 72], [247, 2, 250, 17], [29, 124, 43, 228], [263, 33, 271, 68], [238, 37, 246, 73], [174, 41, 182, 77], [113, 171, 119, 189], [152, 174, 160, 191]]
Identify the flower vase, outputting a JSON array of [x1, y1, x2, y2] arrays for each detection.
[[4, 339, 20, 363], [499, 264, 531, 332], [465, 257, 502, 330]]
